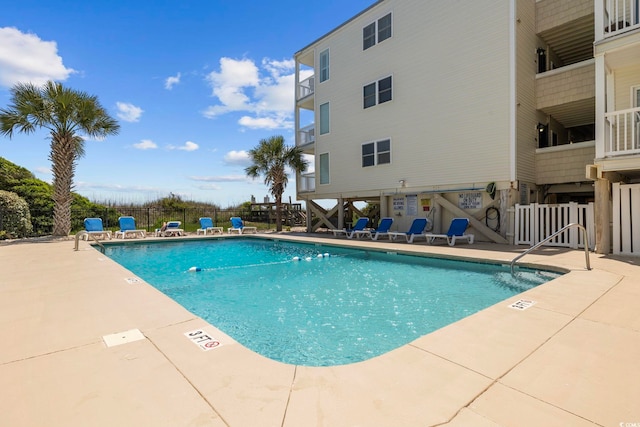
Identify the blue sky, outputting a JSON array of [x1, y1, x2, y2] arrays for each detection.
[[0, 0, 375, 206]]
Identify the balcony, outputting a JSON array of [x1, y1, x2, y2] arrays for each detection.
[[297, 172, 315, 193], [536, 0, 594, 65], [604, 106, 640, 156], [601, 0, 640, 38], [536, 60, 595, 127], [297, 124, 315, 153], [297, 76, 315, 101]]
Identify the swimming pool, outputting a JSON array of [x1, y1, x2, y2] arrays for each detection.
[[104, 238, 561, 366]]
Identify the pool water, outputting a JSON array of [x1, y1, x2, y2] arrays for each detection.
[[104, 238, 560, 366]]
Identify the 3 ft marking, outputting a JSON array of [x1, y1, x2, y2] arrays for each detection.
[[184, 329, 222, 351]]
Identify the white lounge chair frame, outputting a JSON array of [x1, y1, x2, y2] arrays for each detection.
[[156, 221, 184, 237], [114, 217, 146, 239], [228, 217, 257, 234], [424, 218, 475, 246], [197, 217, 223, 235]]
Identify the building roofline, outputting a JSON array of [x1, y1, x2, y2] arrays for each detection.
[[294, 0, 386, 57]]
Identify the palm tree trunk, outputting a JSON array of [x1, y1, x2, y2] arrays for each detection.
[[275, 196, 283, 232], [50, 135, 75, 236]]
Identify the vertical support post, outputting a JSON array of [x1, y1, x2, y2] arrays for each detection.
[[596, 178, 612, 254], [569, 202, 578, 249]]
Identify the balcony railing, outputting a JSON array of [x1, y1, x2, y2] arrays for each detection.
[[297, 75, 315, 100], [297, 124, 315, 146], [603, 0, 640, 37], [605, 106, 640, 156], [298, 172, 315, 193]]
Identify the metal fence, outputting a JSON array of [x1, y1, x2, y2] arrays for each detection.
[[1, 206, 271, 237]]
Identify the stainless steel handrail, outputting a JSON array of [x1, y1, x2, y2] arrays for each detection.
[[510, 223, 591, 274], [74, 231, 106, 253]]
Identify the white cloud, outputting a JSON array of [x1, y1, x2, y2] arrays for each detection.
[[0, 27, 75, 87], [190, 174, 248, 183], [116, 102, 143, 122], [33, 166, 51, 175], [195, 183, 223, 190], [165, 72, 181, 90], [168, 141, 199, 151], [223, 150, 250, 165], [133, 139, 157, 150], [238, 115, 290, 130], [203, 57, 297, 131]]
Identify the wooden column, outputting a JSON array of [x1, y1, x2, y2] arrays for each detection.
[[594, 177, 611, 254]]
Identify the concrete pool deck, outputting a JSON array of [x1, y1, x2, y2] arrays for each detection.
[[1, 233, 639, 426]]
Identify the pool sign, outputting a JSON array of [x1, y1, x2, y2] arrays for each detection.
[[184, 329, 222, 351], [508, 299, 536, 310], [458, 192, 482, 209], [393, 196, 404, 211]]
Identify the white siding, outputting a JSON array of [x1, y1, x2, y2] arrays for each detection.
[[311, 0, 513, 198], [516, 0, 539, 183], [614, 64, 640, 110]]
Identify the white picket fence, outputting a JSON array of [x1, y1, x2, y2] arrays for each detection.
[[514, 202, 595, 249], [612, 183, 640, 255]]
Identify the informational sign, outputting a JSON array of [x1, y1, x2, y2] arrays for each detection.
[[184, 329, 222, 351], [508, 299, 536, 310], [406, 195, 418, 216], [393, 196, 405, 211], [458, 192, 482, 209], [420, 197, 431, 212]]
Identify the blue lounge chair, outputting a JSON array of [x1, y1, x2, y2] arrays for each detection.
[[331, 217, 370, 239], [388, 218, 429, 243], [115, 216, 146, 239], [82, 218, 111, 240], [197, 217, 223, 235], [158, 220, 183, 237], [354, 217, 394, 240], [228, 217, 257, 234], [424, 217, 474, 246]]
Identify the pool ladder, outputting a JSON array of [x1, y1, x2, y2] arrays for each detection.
[[510, 223, 591, 275], [74, 231, 106, 253]]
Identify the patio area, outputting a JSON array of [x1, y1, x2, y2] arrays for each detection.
[[1, 233, 639, 426]]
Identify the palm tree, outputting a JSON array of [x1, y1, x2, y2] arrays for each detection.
[[0, 81, 120, 236], [245, 135, 308, 231]]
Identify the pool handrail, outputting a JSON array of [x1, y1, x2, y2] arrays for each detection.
[[510, 223, 591, 275], [74, 231, 106, 253]]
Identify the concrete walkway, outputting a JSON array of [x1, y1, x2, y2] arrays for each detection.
[[1, 234, 639, 426]]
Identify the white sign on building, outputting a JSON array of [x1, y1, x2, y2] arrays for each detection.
[[458, 192, 482, 209]]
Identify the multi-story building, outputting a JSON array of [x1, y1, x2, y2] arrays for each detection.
[[294, 0, 640, 255], [593, 0, 640, 254]]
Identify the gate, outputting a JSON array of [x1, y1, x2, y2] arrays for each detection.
[[612, 183, 640, 255], [514, 202, 595, 249]]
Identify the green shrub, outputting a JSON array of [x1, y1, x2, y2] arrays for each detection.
[[0, 190, 33, 239]]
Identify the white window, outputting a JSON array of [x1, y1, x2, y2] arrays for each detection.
[[362, 13, 392, 50], [319, 49, 329, 83], [319, 102, 330, 135], [319, 153, 330, 185], [362, 139, 391, 167], [363, 76, 392, 109]]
